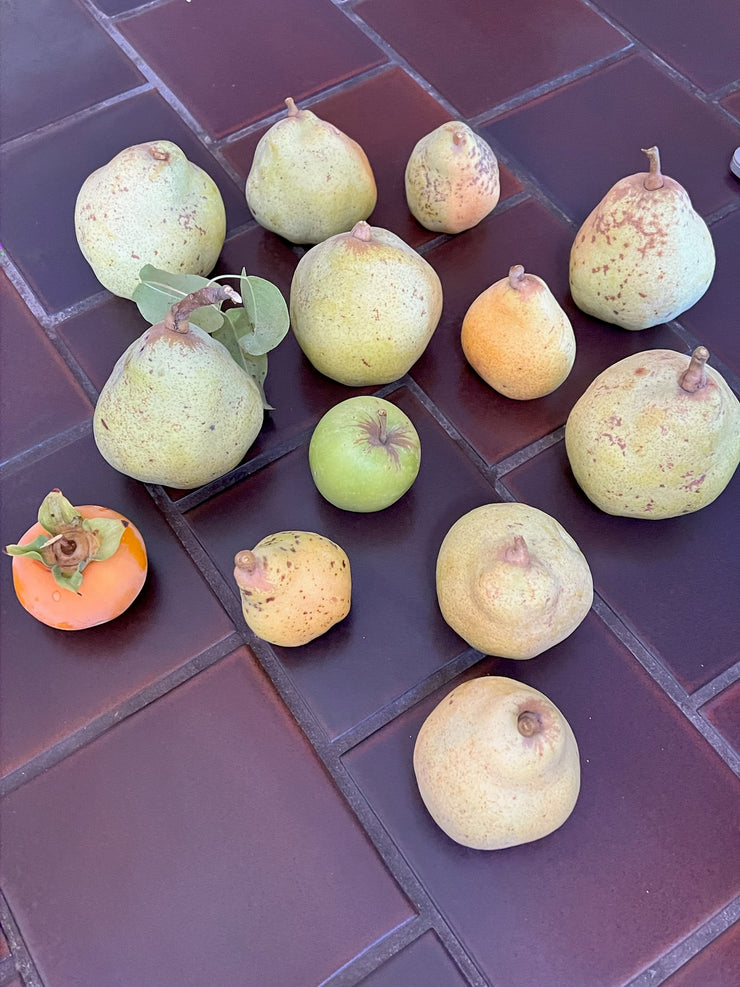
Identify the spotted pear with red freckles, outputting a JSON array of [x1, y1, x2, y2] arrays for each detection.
[[233, 531, 351, 646], [569, 146, 715, 329]]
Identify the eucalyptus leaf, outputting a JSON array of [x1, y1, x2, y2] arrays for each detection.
[[133, 266, 226, 333], [239, 352, 273, 410], [239, 271, 290, 355], [213, 312, 250, 373]]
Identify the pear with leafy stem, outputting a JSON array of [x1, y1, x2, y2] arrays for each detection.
[[233, 530, 351, 646], [94, 283, 267, 489], [569, 145, 715, 329], [246, 97, 377, 244], [75, 140, 226, 300]]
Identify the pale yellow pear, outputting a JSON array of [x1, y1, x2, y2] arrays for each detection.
[[461, 265, 575, 399], [435, 502, 592, 659], [565, 346, 740, 518], [414, 675, 581, 850], [75, 140, 226, 299], [405, 121, 500, 233], [233, 531, 351, 646], [569, 146, 715, 329], [245, 97, 377, 244], [290, 221, 443, 385]]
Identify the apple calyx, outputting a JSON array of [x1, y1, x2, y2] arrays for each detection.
[[679, 345, 709, 393], [356, 408, 417, 467], [165, 284, 242, 335], [641, 146, 665, 191]]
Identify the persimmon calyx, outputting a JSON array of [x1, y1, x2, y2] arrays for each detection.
[[4, 489, 127, 593]]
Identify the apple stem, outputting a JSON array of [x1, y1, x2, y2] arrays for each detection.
[[166, 284, 242, 334], [508, 265, 526, 290], [376, 408, 388, 444], [517, 710, 542, 737], [641, 146, 665, 191], [679, 346, 709, 393]]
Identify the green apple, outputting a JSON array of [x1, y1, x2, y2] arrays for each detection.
[[309, 396, 421, 512]]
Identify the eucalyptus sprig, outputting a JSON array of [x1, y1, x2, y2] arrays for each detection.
[[132, 265, 290, 409]]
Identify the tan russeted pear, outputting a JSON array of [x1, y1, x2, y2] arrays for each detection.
[[290, 221, 443, 385], [461, 265, 576, 399], [569, 146, 715, 329], [405, 121, 500, 233], [436, 502, 592, 659], [565, 346, 740, 518], [414, 675, 581, 850], [245, 97, 377, 245], [233, 531, 351, 646], [75, 140, 226, 299], [94, 285, 263, 489]]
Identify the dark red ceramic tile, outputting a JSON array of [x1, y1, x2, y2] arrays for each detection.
[[0, 648, 413, 986], [118, 0, 388, 139], [355, 0, 628, 118], [0, 0, 143, 143], [0, 433, 234, 780], [593, 0, 740, 92], [501, 439, 740, 692], [664, 921, 740, 986], [677, 209, 740, 378], [0, 92, 249, 315], [222, 67, 523, 250], [411, 197, 687, 464], [483, 54, 740, 223], [361, 931, 468, 986], [343, 618, 740, 986], [186, 387, 499, 739], [0, 272, 92, 463], [701, 681, 740, 756]]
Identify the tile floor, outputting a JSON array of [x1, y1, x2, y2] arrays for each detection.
[[1, 1, 739, 985]]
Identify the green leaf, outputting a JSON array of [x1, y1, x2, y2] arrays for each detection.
[[82, 517, 126, 562], [133, 266, 226, 333], [238, 271, 290, 355]]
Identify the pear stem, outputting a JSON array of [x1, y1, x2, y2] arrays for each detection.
[[165, 284, 241, 334], [508, 265, 526, 290], [234, 550, 257, 573], [680, 346, 709, 393], [452, 130, 465, 146], [504, 535, 530, 566], [351, 221, 372, 242], [642, 146, 665, 190], [285, 97, 298, 117], [517, 710, 541, 737]]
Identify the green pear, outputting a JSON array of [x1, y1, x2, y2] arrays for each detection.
[[233, 531, 351, 646], [75, 140, 226, 300], [565, 346, 740, 518], [245, 97, 377, 245], [290, 221, 443, 385], [405, 121, 500, 233], [569, 146, 715, 329], [435, 502, 593, 659], [414, 675, 581, 850], [94, 285, 263, 489]]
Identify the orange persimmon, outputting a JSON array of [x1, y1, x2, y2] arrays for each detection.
[[5, 489, 147, 630]]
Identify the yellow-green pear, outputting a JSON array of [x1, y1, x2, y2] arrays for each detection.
[[245, 97, 377, 245], [233, 531, 351, 646], [75, 140, 226, 300], [94, 285, 263, 489], [436, 502, 593, 659], [414, 675, 581, 850], [461, 264, 575, 399], [405, 121, 500, 233], [569, 146, 715, 329], [565, 346, 740, 518], [290, 221, 443, 386]]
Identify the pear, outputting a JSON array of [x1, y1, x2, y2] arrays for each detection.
[[290, 221, 443, 386], [75, 140, 226, 300], [461, 264, 576, 399], [565, 346, 740, 518], [569, 146, 715, 330], [94, 285, 263, 489], [245, 97, 377, 245], [405, 121, 500, 234], [413, 675, 581, 850], [233, 531, 351, 646], [436, 502, 593, 659]]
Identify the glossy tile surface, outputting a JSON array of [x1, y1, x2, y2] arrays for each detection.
[[1, 1, 738, 984]]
